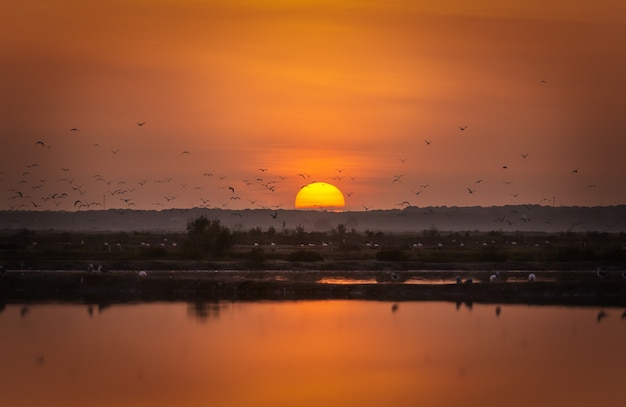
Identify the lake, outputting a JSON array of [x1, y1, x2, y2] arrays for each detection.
[[1, 300, 625, 407]]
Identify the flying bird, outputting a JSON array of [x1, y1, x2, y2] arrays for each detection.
[[424, 140, 432, 145], [467, 187, 475, 194], [137, 122, 146, 126], [459, 126, 467, 131]]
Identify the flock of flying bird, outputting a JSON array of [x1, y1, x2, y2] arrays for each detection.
[[3, 123, 309, 213], [0, 114, 610, 215]]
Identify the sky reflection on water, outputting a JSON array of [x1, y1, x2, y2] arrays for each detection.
[[0, 301, 625, 407]]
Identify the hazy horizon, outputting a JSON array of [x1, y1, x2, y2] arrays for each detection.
[[2, 204, 625, 234]]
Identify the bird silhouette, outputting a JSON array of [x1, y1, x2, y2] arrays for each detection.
[[459, 126, 467, 131], [137, 122, 146, 126]]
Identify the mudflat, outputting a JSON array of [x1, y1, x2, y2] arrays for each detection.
[[2, 267, 625, 307]]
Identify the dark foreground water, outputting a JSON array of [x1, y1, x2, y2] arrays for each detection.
[[1, 300, 625, 407]]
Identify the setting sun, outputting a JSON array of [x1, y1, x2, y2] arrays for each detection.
[[295, 182, 345, 210]]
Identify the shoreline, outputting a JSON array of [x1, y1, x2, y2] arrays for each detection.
[[2, 268, 625, 307]]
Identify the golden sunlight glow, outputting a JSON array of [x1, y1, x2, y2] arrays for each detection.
[[295, 182, 345, 209]]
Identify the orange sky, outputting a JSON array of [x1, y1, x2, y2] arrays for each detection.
[[1, 0, 625, 211]]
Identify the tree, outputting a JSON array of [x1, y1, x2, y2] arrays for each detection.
[[182, 216, 234, 259], [335, 223, 347, 239]]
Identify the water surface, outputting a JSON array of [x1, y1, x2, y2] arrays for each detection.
[[1, 301, 624, 407]]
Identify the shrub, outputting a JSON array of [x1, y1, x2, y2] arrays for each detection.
[[246, 247, 266, 267], [182, 216, 234, 259], [555, 246, 598, 262], [141, 246, 168, 258], [478, 247, 508, 262], [376, 249, 409, 261], [287, 250, 324, 262]]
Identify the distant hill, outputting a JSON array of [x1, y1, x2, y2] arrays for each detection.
[[0, 205, 625, 234]]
